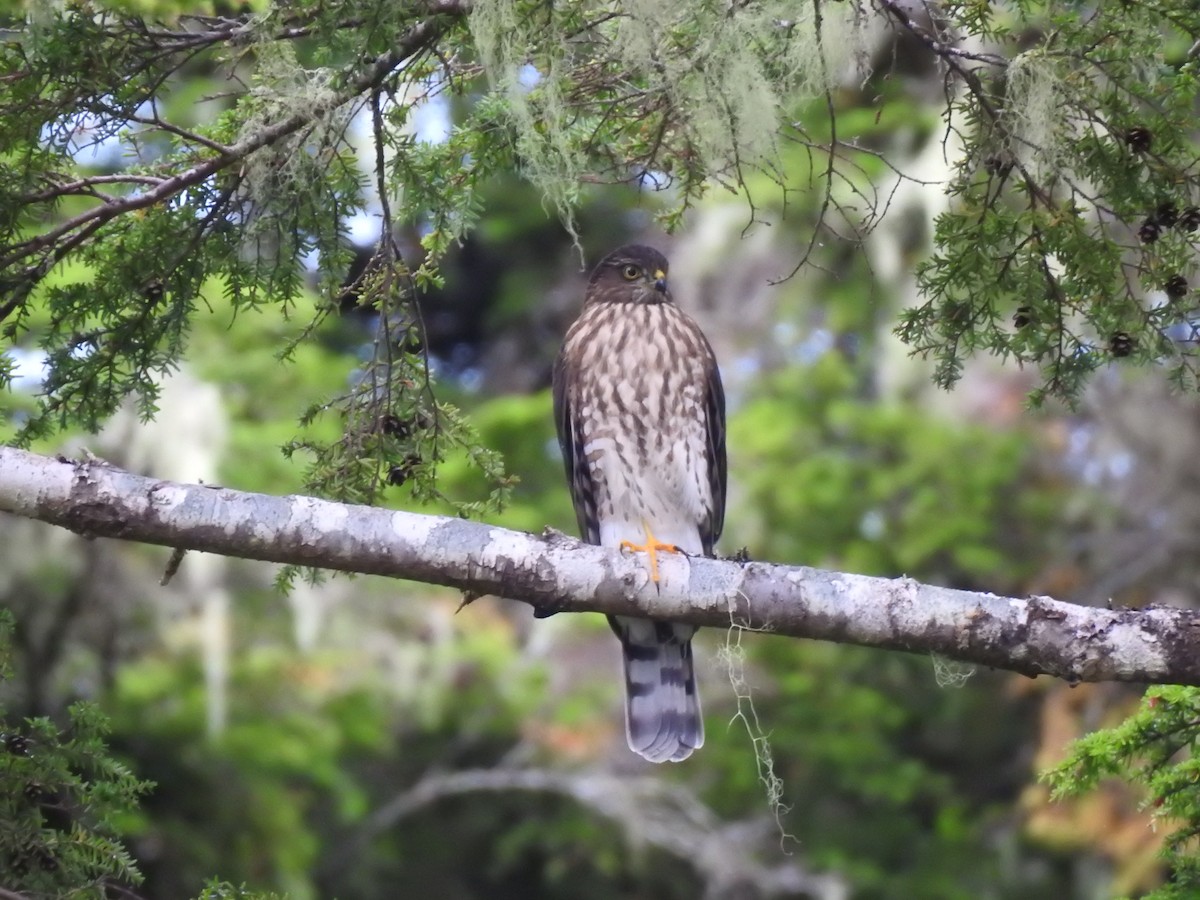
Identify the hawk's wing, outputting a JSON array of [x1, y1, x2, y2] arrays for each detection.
[[552, 345, 601, 545], [700, 345, 727, 557]]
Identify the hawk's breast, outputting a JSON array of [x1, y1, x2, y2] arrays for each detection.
[[565, 302, 715, 555]]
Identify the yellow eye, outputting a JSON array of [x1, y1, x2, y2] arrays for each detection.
[[621, 264, 641, 281]]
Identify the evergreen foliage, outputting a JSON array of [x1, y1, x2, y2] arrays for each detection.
[[1046, 686, 1200, 900], [0, 0, 510, 512], [894, 0, 1200, 402], [0, 611, 149, 896]]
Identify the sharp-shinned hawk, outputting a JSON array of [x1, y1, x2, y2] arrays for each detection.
[[553, 244, 727, 763]]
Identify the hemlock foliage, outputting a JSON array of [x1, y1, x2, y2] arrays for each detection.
[[1047, 687, 1200, 900], [896, 0, 1200, 403], [0, 611, 146, 895], [0, 612, 284, 899]]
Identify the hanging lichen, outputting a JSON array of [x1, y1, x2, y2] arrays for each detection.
[[468, 0, 872, 230]]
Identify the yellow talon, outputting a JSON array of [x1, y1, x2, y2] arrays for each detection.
[[619, 524, 681, 583]]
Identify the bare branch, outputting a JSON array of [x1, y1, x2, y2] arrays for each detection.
[[1, 447, 1199, 687], [324, 767, 847, 900], [19, 174, 166, 204], [873, 0, 1008, 67]]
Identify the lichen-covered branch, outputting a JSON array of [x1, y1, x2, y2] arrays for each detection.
[[2, 446, 1199, 686]]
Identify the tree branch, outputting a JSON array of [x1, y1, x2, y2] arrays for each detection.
[[1, 446, 1198, 686], [323, 767, 846, 900], [0, 12, 453, 275]]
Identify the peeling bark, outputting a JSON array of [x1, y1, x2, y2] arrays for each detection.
[[2, 446, 1199, 685]]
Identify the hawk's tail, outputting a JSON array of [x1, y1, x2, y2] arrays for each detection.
[[609, 616, 703, 763]]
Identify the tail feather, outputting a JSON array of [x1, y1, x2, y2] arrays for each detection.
[[609, 616, 703, 763]]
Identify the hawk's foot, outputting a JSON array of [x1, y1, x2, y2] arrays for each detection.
[[620, 525, 683, 583]]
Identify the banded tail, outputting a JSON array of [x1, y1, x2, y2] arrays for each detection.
[[609, 615, 703, 763]]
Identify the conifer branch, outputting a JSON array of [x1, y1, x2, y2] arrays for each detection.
[[0, 12, 456, 286]]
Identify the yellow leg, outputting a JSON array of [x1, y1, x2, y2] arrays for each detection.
[[620, 523, 681, 583]]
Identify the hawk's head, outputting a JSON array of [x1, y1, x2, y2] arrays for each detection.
[[585, 244, 671, 306]]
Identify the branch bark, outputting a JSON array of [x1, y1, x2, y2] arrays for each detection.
[[2, 446, 1199, 686]]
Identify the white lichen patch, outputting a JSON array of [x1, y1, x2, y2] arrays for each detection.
[[148, 483, 189, 512], [1009, 597, 1031, 624], [650, 550, 692, 607], [894, 576, 920, 604], [480, 527, 536, 568], [391, 510, 440, 547], [289, 494, 348, 535], [543, 531, 607, 598], [1082, 620, 1167, 679]]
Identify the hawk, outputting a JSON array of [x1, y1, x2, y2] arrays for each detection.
[[552, 244, 726, 763]]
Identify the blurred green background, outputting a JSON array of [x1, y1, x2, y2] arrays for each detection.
[[2, 2, 1194, 898]]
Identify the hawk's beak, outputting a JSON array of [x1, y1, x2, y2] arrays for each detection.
[[653, 269, 668, 294]]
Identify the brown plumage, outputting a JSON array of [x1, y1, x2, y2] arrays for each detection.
[[553, 244, 726, 762]]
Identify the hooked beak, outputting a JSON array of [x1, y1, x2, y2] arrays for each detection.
[[653, 269, 668, 294]]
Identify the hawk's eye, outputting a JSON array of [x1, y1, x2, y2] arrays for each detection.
[[620, 264, 641, 281]]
